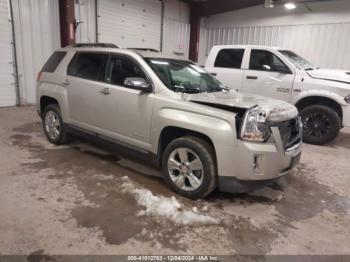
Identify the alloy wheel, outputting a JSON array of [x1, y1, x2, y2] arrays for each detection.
[[167, 147, 204, 191]]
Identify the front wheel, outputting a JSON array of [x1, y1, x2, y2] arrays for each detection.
[[162, 136, 217, 199], [300, 105, 341, 145]]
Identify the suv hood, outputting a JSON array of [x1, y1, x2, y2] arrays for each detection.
[[307, 69, 350, 84], [184, 91, 298, 122]]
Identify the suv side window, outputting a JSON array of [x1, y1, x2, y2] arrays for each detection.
[[249, 49, 291, 73], [214, 49, 245, 69], [42, 51, 66, 73], [67, 52, 108, 81], [105, 55, 147, 86]]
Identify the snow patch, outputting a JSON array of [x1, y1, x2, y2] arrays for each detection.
[[121, 177, 219, 226]]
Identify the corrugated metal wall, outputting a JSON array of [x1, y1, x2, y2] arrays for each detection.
[[11, 0, 61, 105], [199, 22, 350, 69], [0, 0, 16, 107], [163, 0, 190, 58]]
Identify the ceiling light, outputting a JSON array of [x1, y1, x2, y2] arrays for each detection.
[[284, 2, 296, 10]]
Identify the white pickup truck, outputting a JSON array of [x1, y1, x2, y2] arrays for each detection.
[[205, 45, 350, 145]]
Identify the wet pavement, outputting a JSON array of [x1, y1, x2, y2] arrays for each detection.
[[0, 106, 350, 255]]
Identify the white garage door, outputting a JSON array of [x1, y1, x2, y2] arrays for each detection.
[[97, 0, 161, 49], [0, 0, 16, 107]]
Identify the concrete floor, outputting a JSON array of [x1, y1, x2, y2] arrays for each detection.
[[0, 106, 350, 256]]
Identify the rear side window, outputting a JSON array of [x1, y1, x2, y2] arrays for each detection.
[[42, 51, 66, 73], [67, 52, 108, 81], [214, 49, 245, 69]]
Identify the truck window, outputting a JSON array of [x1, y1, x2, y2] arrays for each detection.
[[67, 52, 108, 81], [105, 55, 147, 86], [249, 49, 290, 73], [41, 51, 66, 73], [214, 49, 245, 69]]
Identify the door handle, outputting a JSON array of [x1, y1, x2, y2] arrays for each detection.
[[99, 88, 110, 95], [62, 79, 70, 86], [246, 76, 258, 80]]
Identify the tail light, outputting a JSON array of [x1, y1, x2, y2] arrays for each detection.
[[37, 71, 43, 82]]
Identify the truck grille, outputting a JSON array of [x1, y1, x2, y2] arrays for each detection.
[[273, 117, 302, 150]]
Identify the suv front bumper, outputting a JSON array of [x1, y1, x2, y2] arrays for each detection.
[[218, 123, 302, 193]]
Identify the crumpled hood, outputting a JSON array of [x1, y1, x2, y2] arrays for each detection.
[[307, 69, 350, 84], [184, 91, 298, 122]]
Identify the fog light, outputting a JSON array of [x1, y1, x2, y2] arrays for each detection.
[[253, 154, 264, 175], [345, 95, 350, 104]]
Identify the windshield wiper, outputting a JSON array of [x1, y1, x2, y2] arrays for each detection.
[[207, 87, 229, 93], [173, 86, 204, 94]]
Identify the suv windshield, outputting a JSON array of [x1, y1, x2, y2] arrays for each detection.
[[145, 58, 227, 93], [279, 50, 315, 71]]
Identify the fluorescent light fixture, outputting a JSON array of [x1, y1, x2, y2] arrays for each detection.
[[284, 2, 296, 10]]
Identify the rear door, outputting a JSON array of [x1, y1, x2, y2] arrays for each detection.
[[206, 48, 245, 91], [66, 52, 108, 131], [242, 49, 295, 102]]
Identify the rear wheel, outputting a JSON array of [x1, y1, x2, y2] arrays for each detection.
[[300, 105, 341, 145], [162, 136, 217, 199], [42, 104, 69, 145]]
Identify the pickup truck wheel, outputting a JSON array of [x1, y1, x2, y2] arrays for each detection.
[[42, 104, 69, 145], [162, 136, 217, 199], [300, 105, 341, 145]]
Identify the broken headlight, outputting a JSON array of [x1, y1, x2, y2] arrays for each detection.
[[240, 107, 271, 142]]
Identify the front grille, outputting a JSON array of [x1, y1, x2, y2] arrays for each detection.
[[272, 117, 302, 150]]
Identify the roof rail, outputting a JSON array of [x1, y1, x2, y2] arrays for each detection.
[[72, 43, 118, 48], [127, 48, 159, 52]]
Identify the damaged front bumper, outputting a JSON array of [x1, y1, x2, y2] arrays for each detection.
[[218, 118, 302, 193]]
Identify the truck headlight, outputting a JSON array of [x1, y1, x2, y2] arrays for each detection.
[[345, 95, 350, 104], [240, 107, 271, 142]]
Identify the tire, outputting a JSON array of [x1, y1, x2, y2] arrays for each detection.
[[161, 136, 217, 199], [300, 105, 341, 145], [42, 104, 69, 145]]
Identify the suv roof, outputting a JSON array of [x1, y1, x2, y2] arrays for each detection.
[[71, 43, 118, 48], [62, 45, 190, 62]]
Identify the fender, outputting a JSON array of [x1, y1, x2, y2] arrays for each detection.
[[39, 83, 70, 121], [151, 107, 236, 155], [292, 89, 347, 107]]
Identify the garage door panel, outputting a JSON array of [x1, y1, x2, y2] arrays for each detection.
[[98, 0, 161, 49], [0, 0, 16, 107]]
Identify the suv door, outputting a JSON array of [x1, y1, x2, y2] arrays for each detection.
[[206, 48, 245, 91], [66, 52, 108, 131], [243, 49, 295, 102], [97, 54, 154, 151]]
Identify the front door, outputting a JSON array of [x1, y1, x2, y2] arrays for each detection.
[[243, 49, 295, 102], [96, 54, 154, 151]]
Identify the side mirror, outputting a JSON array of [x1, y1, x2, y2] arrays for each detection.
[[123, 77, 152, 92]]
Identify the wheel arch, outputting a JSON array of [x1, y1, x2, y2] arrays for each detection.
[[157, 126, 217, 167], [40, 96, 59, 116], [295, 96, 343, 121]]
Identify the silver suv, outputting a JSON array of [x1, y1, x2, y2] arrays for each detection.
[[37, 44, 302, 199]]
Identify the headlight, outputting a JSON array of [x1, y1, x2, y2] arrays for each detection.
[[240, 107, 271, 142], [345, 95, 350, 104]]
